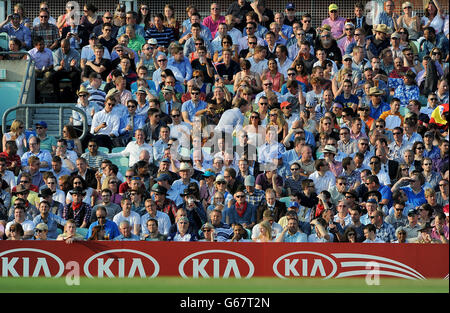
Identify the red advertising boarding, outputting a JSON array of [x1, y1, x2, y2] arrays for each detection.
[[0, 242, 448, 279]]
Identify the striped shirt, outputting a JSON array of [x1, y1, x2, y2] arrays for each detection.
[[80, 151, 107, 170], [145, 26, 174, 48]]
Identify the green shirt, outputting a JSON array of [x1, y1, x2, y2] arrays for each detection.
[[128, 35, 146, 53], [40, 135, 57, 154]]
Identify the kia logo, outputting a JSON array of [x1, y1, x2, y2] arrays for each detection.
[[0, 248, 65, 277], [178, 250, 255, 279], [83, 249, 160, 278], [273, 251, 338, 279]]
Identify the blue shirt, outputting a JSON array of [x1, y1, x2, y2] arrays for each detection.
[[258, 142, 286, 165], [400, 186, 427, 208], [0, 23, 31, 49], [169, 178, 199, 207], [117, 24, 145, 39], [276, 231, 308, 243], [375, 221, 397, 243], [33, 213, 66, 240], [181, 99, 207, 122], [114, 233, 140, 241], [369, 101, 390, 120], [168, 56, 193, 82], [223, 203, 257, 226], [21, 149, 53, 172], [86, 219, 120, 240], [388, 78, 420, 107], [379, 184, 393, 208], [118, 113, 146, 135]]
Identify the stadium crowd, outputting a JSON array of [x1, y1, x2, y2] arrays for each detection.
[[0, 0, 449, 244]]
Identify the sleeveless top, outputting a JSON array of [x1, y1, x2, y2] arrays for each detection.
[[401, 16, 420, 40]]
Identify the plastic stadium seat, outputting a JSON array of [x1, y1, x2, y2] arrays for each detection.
[[111, 156, 129, 175], [111, 147, 125, 153], [279, 197, 291, 207], [76, 228, 88, 238]]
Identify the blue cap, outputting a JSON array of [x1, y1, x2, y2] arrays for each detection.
[[160, 158, 170, 163], [289, 201, 300, 209], [36, 121, 47, 128], [202, 170, 216, 177], [155, 173, 170, 182], [286, 3, 295, 10]]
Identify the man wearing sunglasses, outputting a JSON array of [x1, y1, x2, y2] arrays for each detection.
[[86, 206, 120, 240]]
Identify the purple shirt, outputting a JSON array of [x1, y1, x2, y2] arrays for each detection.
[[28, 47, 53, 69]]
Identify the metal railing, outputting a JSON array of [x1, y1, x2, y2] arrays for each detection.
[[2, 104, 89, 140]]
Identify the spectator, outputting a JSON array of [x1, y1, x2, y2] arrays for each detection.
[[113, 197, 140, 236], [114, 220, 140, 241], [56, 219, 84, 243], [63, 187, 91, 228], [363, 223, 385, 243], [167, 216, 198, 241], [33, 200, 66, 239], [143, 218, 167, 241]]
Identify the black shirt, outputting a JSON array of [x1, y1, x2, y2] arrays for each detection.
[[215, 60, 241, 81]]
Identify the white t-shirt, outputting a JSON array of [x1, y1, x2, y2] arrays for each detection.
[[251, 222, 283, 240], [363, 237, 385, 243], [6, 220, 34, 234], [113, 211, 141, 230]]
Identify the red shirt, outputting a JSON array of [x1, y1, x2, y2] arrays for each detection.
[[0, 152, 21, 168]]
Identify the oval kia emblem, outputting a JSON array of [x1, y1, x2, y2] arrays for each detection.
[[83, 249, 160, 278], [178, 249, 255, 279], [273, 251, 338, 279], [0, 248, 65, 277]]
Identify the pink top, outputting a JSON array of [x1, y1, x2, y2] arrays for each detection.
[[203, 15, 225, 38], [264, 71, 283, 93], [338, 36, 356, 55], [322, 17, 346, 40]]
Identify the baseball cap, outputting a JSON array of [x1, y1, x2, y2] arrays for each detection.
[[343, 54, 352, 61], [155, 173, 170, 182], [147, 38, 158, 45], [201, 222, 214, 231], [286, 3, 295, 10], [289, 201, 300, 209], [35, 223, 48, 231], [36, 121, 47, 128], [215, 175, 226, 183], [280, 101, 291, 109], [202, 170, 216, 178], [244, 175, 255, 186], [151, 184, 167, 194], [329, 4, 338, 11], [162, 85, 174, 93], [89, 33, 98, 40], [366, 198, 378, 204], [136, 86, 147, 94], [407, 209, 418, 216]]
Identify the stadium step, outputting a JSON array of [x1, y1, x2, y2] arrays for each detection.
[[30, 105, 75, 137]]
